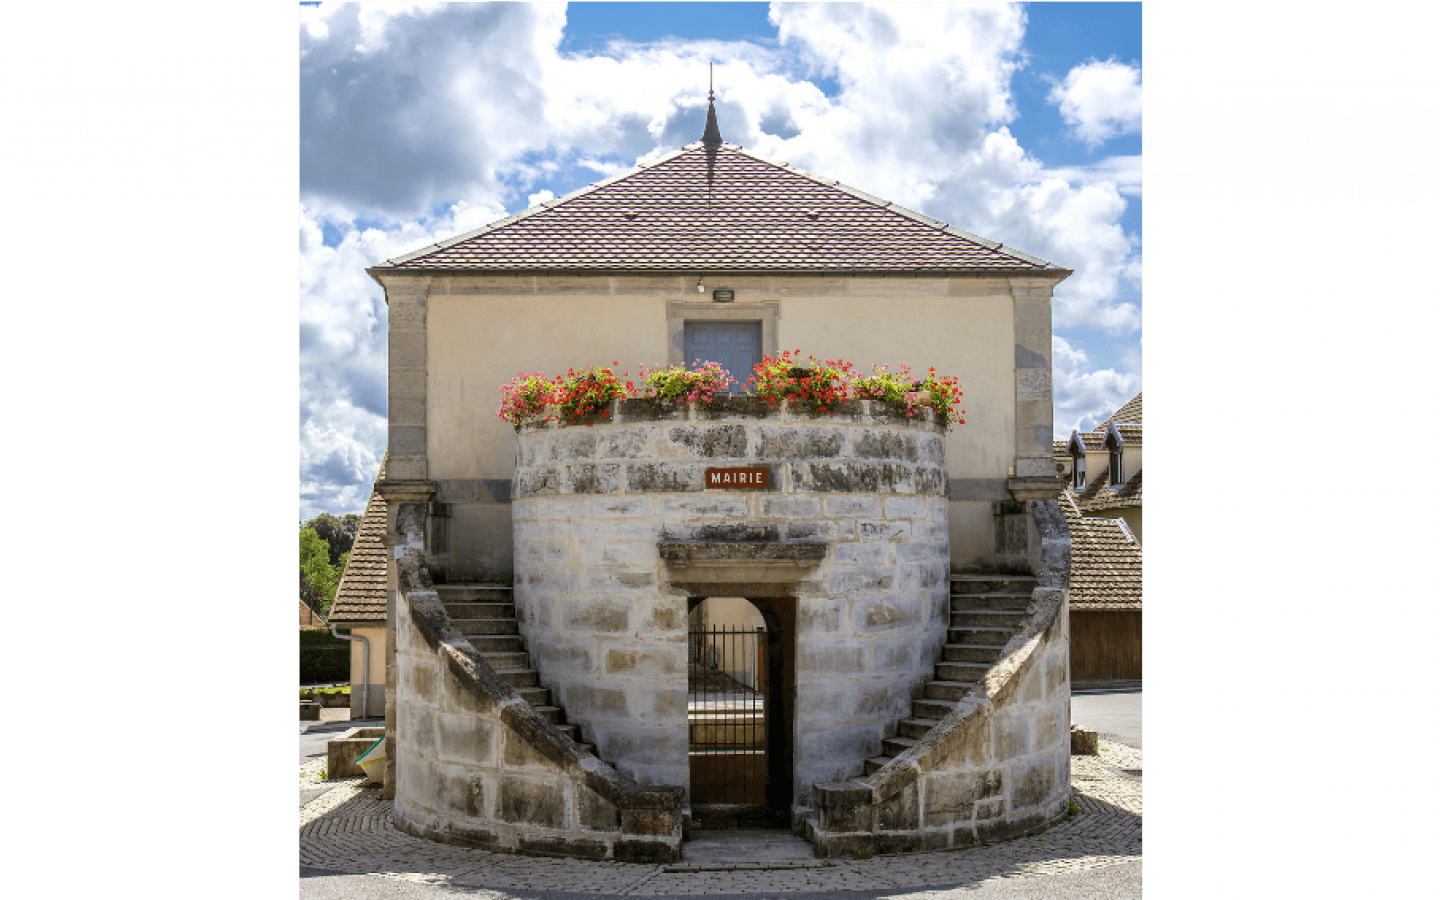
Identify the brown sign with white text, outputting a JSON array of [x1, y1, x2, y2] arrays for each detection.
[[705, 467, 769, 489]]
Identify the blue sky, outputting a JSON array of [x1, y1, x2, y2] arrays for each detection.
[[299, 2, 1144, 520]]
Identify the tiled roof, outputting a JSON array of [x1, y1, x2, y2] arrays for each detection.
[[1053, 425, 1142, 458], [1074, 466, 1142, 512], [299, 600, 328, 631], [328, 458, 388, 625], [1062, 494, 1142, 610], [1095, 392, 1142, 430], [376, 144, 1064, 273]]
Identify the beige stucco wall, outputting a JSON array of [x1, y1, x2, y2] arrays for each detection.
[[381, 271, 1060, 577], [348, 624, 387, 717]]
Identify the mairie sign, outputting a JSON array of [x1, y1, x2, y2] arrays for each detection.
[[705, 466, 769, 489]]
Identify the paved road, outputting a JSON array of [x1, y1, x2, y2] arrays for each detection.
[[301, 859, 1141, 899], [1070, 689, 1141, 749]]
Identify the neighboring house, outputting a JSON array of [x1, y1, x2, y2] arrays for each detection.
[[1055, 393, 1143, 681], [299, 599, 328, 631], [325, 458, 389, 717], [1056, 392, 1141, 543], [362, 97, 1078, 859]]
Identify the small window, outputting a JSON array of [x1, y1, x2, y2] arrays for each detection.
[[1066, 430, 1086, 490], [1104, 422, 1125, 486]]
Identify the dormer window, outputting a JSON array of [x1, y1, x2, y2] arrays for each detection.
[[1066, 430, 1086, 490], [1104, 422, 1125, 486]]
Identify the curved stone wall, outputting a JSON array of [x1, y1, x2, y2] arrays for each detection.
[[512, 397, 951, 813], [810, 498, 1073, 855]]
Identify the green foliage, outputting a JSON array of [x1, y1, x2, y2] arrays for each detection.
[[303, 513, 362, 565], [300, 527, 342, 610], [300, 628, 349, 683]]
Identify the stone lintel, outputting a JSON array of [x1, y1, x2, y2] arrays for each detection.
[[657, 541, 826, 584], [1006, 476, 1063, 501]]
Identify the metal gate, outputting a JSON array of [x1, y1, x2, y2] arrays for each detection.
[[688, 624, 766, 806]]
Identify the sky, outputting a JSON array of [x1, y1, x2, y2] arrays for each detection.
[[299, 1, 1144, 521]]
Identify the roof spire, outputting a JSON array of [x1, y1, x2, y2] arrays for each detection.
[[702, 62, 723, 149]]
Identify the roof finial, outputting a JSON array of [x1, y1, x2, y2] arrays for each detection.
[[702, 62, 723, 149]]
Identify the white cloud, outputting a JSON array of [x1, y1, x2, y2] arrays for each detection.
[[1048, 58, 1142, 147], [298, 2, 1143, 513], [1051, 335, 1141, 438]]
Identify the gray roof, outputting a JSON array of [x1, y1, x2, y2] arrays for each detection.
[[327, 457, 388, 626]]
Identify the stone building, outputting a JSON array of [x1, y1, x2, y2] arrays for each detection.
[[364, 99, 1076, 860], [1055, 394, 1142, 682]]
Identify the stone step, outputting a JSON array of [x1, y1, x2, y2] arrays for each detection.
[[533, 704, 565, 725], [941, 643, 1007, 663], [922, 681, 975, 703], [465, 634, 527, 653], [517, 685, 551, 707], [913, 696, 964, 719], [443, 602, 516, 619], [949, 592, 1032, 611], [450, 617, 520, 635], [864, 755, 894, 776], [948, 626, 1015, 645], [950, 574, 1037, 594], [882, 734, 919, 757], [492, 667, 540, 689], [898, 717, 941, 740], [477, 650, 531, 670], [935, 661, 990, 682], [950, 609, 1028, 628], [436, 583, 515, 602]]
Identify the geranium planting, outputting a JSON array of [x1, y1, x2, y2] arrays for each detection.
[[495, 353, 965, 430]]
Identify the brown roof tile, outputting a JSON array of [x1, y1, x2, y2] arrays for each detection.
[[1074, 466, 1142, 512], [328, 457, 388, 625], [377, 144, 1063, 273], [1095, 392, 1142, 431], [1062, 494, 1142, 610], [299, 600, 328, 631]]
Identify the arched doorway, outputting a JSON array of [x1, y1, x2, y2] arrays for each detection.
[[686, 595, 794, 828]]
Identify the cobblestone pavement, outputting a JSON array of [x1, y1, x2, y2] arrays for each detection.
[[300, 742, 1139, 896]]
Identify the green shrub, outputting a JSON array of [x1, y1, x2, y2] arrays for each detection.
[[300, 628, 349, 684]]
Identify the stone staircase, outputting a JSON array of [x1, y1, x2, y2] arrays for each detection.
[[864, 573, 1037, 775], [437, 584, 595, 755]]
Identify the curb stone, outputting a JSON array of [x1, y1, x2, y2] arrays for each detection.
[[300, 741, 1140, 894]]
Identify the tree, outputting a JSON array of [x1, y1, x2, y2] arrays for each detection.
[[303, 512, 361, 566], [300, 527, 342, 612]]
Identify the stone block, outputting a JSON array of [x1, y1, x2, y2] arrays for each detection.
[[798, 598, 846, 634], [656, 494, 747, 517], [822, 495, 881, 517], [583, 570, 655, 592], [797, 642, 867, 676], [595, 427, 658, 460], [592, 496, 654, 517], [604, 646, 684, 678], [1070, 726, 1099, 755], [326, 727, 386, 778], [402, 658, 440, 706], [436, 712, 496, 765], [436, 766, 487, 819], [827, 567, 894, 594], [815, 781, 874, 833], [403, 704, 437, 755], [626, 462, 705, 492], [514, 467, 562, 498], [564, 463, 621, 494], [615, 839, 681, 863], [388, 393, 426, 427], [786, 520, 838, 540], [1010, 756, 1057, 809], [923, 770, 1004, 825], [577, 785, 620, 831], [389, 425, 427, 456], [666, 424, 749, 457], [580, 542, 635, 566], [858, 519, 910, 540], [875, 782, 920, 831], [300, 701, 320, 720], [609, 519, 663, 540], [502, 729, 559, 768], [855, 682, 909, 718], [755, 426, 844, 459], [876, 830, 950, 854], [793, 462, 916, 494], [565, 684, 630, 718], [546, 431, 597, 462], [690, 522, 779, 541], [620, 807, 682, 837], [442, 663, 500, 716], [497, 778, 568, 829], [564, 598, 632, 633], [388, 330, 426, 367], [854, 595, 921, 634], [530, 639, 595, 675], [853, 430, 918, 462], [833, 541, 892, 565], [992, 710, 1031, 759], [599, 728, 686, 768], [872, 635, 926, 673], [760, 495, 821, 517], [518, 833, 612, 860]]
